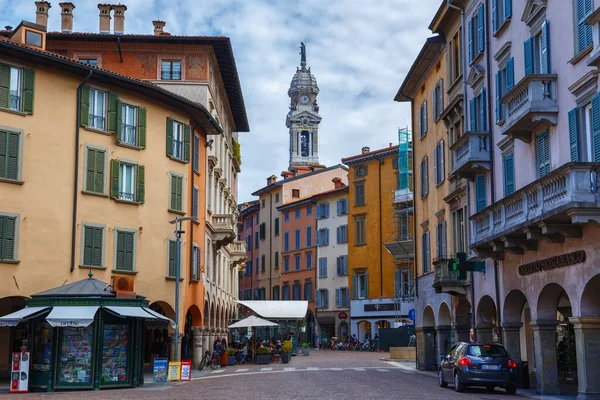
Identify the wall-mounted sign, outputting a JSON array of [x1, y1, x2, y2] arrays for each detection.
[[364, 303, 397, 312], [518, 250, 586, 276], [338, 312, 348, 320]]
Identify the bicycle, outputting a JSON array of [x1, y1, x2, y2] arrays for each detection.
[[198, 350, 220, 370]]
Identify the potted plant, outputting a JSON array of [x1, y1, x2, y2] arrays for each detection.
[[301, 342, 310, 356], [226, 348, 236, 366], [299, 322, 307, 332], [256, 346, 272, 364], [281, 340, 293, 363]]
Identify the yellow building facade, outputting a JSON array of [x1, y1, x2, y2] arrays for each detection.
[[0, 29, 220, 372]]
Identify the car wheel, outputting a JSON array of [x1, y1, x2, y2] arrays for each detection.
[[486, 385, 495, 392], [438, 369, 448, 388], [454, 371, 465, 393], [505, 384, 517, 395]]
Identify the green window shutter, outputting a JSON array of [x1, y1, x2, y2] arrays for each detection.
[[166, 117, 174, 157], [138, 107, 147, 149], [495, 72, 501, 123], [171, 174, 183, 211], [177, 176, 183, 210], [351, 275, 358, 299], [475, 174, 487, 212], [0, 216, 16, 260], [107, 92, 119, 134], [183, 124, 191, 162], [83, 226, 93, 266], [492, 0, 497, 32], [524, 37, 533, 75], [116, 231, 125, 269], [80, 85, 90, 127], [110, 159, 120, 199], [86, 148, 96, 192], [541, 20, 550, 74], [469, 98, 477, 131], [168, 240, 177, 277], [568, 108, 580, 162], [0, 131, 6, 179], [136, 165, 145, 203], [0, 131, 19, 180], [0, 64, 10, 109], [22, 68, 35, 114], [477, 4, 485, 54], [503, 154, 515, 196], [92, 227, 103, 266], [124, 232, 134, 271], [116, 99, 123, 142], [592, 93, 600, 161], [504, 0, 512, 19], [506, 58, 514, 90]]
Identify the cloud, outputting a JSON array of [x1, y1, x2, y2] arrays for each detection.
[[0, 0, 442, 202]]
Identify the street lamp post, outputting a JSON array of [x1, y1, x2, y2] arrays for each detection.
[[169, 216, 197, 361]]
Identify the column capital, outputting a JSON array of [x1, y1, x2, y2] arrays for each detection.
[[531, 320, 560, 330], [502, 322, 523, 331], [436, 325, 452, 332], [568, 316, 600, 328]]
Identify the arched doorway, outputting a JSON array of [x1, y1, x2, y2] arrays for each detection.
[[144, 301, 175, 363], [476, 295, 498, 343], [437, 302, 452, 359], [576, 274, 600, 398], [357, 320, 371, 341], [0, 296, 28, 376], [503, 289, 533, 369], [536, 283, 578, 395], [454, 296, 472, 342], [420, 306, 436, 370], [339, 321, 348, 340]]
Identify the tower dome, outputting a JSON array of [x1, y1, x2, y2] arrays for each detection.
[[288, 42, 319, 97]]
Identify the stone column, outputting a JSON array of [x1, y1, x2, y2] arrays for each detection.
[[453, 324, 470, 343], [570, 317, 600, 400], [191, 326, 203, 368], [476, 323, 494, 344], [502, 323, 523, 361], [415, 327, 427, 371], [436, 325, 452, 359], [531, 320, 560, 395]]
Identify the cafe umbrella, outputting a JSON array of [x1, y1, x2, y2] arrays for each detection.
[[228, 316, 278, 362]]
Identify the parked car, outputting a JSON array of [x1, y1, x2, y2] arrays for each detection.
[[438, 342, 517, 395]]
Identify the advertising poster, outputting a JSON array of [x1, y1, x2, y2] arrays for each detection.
[[9, 352, 30, 393], [180, 360, 192, 381], [168, 361, 181, 381], [152, 358, 168, 383]]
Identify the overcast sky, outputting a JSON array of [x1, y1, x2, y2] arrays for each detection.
[[1, 0, 441, 203]]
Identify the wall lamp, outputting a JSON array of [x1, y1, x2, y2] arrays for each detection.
[[206, 139, 214, 147]]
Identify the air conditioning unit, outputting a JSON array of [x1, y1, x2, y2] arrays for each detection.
[[111, 275, 135, 298]]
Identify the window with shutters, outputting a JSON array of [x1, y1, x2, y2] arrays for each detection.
[[315, 289, 328, 308], [306, 204, 312, 215], [304, 280, 312, 301], [294, 254, 300, 271], [292, 281, 301, 300], [306, 252, 312, 269], [306, 226, 312, 247], [336, 255, 348, 276], [193, 134, 200, 173], [354, 164, 368, 178], [282, 284, 290, 300], [337, 225, 348, 244], [166, 238, 179, 277], [0, 64, 34, 114], [435, 221, 447, 260], [448, 31, 462, 84], [89, 88, 107, 130], [337, 198, 348, 215], [295, 208, 301, 219], [503, 154, 515, 196], [433, 79, 444, 120], [260, 223, 266, 240], [357, 274, 367, 299], [319, 257, 327, 278], [255, 232, 259, 249], [172, 120, 184, 159], [120, 163, 136, 202], [469, 89, 487, 131], [115, 229, 135, 271], [575, 0, 593, 54], [246, 234, 252, 251], [261, 254, 266, 272], [295, 229, 300, 249], [492, 0, 512, 35], [120, 103, 138, 146], [354, 182, 366, 206], [468, 4, 485, 64], [475, 174, 487, 212], [191, 245, 201, 282], [525, 22, 550, 75], [536, 131, 551, 178], [453, 208, 466, 254], [284, 232, 289, 251], [354, 216, 366, 245], [192, 186, 199, 218], [495, 58, 514, 123], [169, 173, 184, 212], [316, 202, 329, 219], [110, 160, 144, 204], [284, 256, 290, 272], [166, 118, 190, 162], [419, 101, 428, 138], [284, 211, 289, 222], [0, 129, 23, 182], [274, 251, 279, 269], [273, 285, 280, 300], [161, 60, 182, 80], [274, 218, 280, 236], [434, 140, 445, 186], [336, 287, 350, 307], [421, 231, 431, 273], [420, 157, 429, 198], [583, 102, 595, 161], [317, 228, 329, 247], [81, 224, 104, 268], [0, 213, 19, 261]]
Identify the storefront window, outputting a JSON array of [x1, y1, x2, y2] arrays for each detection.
[[101, 324, 129, 384], [32, 322, 53, 372], [57, 326, 94, 386]]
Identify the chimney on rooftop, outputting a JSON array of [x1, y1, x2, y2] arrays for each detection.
[[112, 4, 126, 34], [98, 4, 112, 34], [332, 177, 345, 189], [35, 1, 51, 28], [152, 20, 166, 36], [59, 2, 75, 33], [267, 175, 277, 186], [361, 146, 370, 154]]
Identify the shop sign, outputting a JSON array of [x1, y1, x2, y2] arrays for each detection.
[[364, 303, 396, 312], [518, 250, 586, 276], [338, 312, 348, 320], [168, 361, 181, 381], [152, 358, 168, 383], [9, 352, 29, 393], [180, 360, 192, 381]]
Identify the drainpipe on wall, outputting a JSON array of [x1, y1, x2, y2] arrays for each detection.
[[268, 192, 273, 299], [378, 157, 384, 297], [71, 70, 93, 272]]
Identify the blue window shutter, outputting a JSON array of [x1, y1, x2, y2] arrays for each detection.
[[336, 199, 341, 216], [536, 132, 550, 177], [506, 58, 514, 91], [477, 4, 485, 54], [495, 72, 501, 123], [480, 88, 486, 131], [336, 288, 341, 307], [541, 20, 550, 74], [504, 0, 512, 19], [326, 202, 330, 218], [469, 98, 477, 131], [325, 228, 329, 246], [586, 0, 593, 48], [524, 37, 533, 75], [492, 0, 497, 32], [503, 154, 515, 196], [336, 226, 341, 244], [468, 18, 474, 63], [316, 205, 321, 219], [592, 93, 600, 161], [316, 230, 320, 246], [568, 108, 580, 162], [475, 174, 487, 212]]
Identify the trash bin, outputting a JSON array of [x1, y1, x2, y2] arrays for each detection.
[[516, 361, 530, 389]]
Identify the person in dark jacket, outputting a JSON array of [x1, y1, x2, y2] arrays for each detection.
[[159, 336, 168, 358], [213, 336, 222, 367], [151, 337, 160, 361]]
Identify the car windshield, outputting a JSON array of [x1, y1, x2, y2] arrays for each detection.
[[467, 345, 508, 357]]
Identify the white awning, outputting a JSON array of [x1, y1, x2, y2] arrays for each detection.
[[0, 307, 50, 327], [105, 306, 158, 319], [46, 306, 99, 327], [237, 301, 308, 319], [228, 315, 278, 328], [143, 308, 176, 328]]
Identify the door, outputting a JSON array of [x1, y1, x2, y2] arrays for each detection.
[[442, 344, 457, 381]]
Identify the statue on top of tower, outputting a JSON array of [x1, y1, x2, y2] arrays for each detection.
[[300, 42, 306, 69]]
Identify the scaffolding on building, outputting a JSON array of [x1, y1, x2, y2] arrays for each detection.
[[383, 128, 415, 326]]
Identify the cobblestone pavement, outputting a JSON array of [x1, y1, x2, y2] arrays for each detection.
[[10, 351, 530, 399]]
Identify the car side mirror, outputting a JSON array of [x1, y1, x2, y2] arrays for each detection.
[[446, 354, 452, 361], [439, 354, 445, 361]]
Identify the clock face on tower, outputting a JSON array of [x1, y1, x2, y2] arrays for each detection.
[[299, 95, 310, 104]]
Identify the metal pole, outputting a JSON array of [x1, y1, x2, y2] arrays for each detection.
[[174, 217, 181, 361]]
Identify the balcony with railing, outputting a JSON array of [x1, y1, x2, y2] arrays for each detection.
[[501, 74, 558, 143], [393, 189, 413, 204], [383, 209, 414, 260], [471, 163, 600, 259], [208, 213, 236, 250], [432, 257, 470, 296], [229, 240, 248, 266], [450, 131, 490, 180]]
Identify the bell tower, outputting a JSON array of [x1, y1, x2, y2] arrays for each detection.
[[286, 42, 322, 169]]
